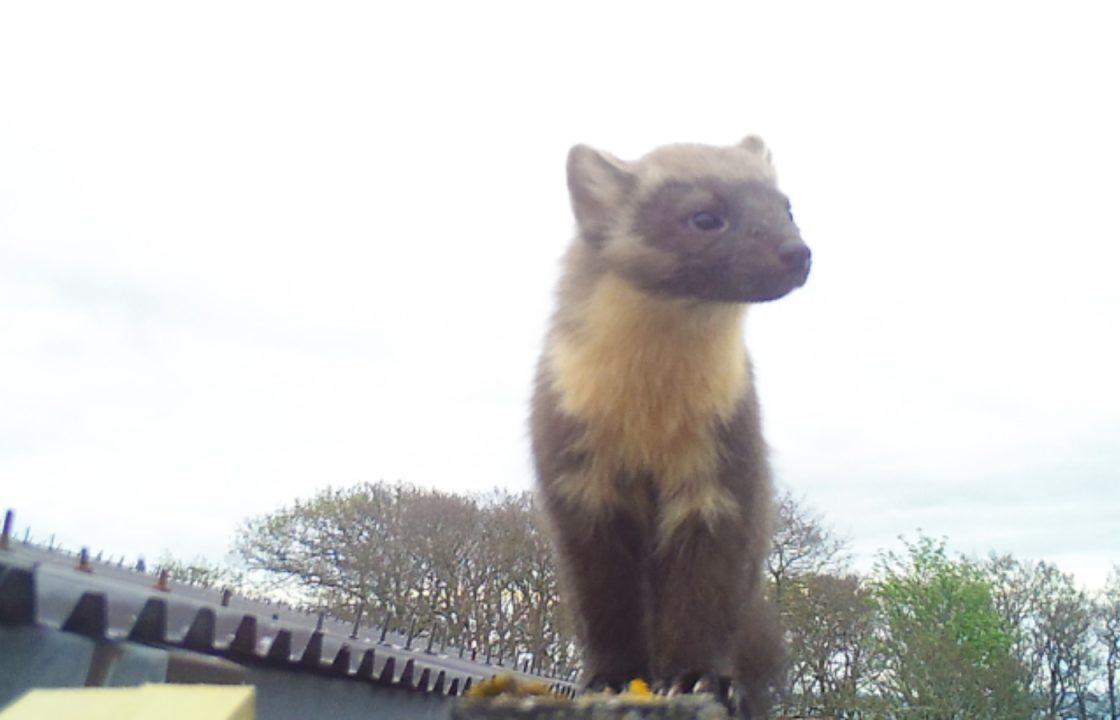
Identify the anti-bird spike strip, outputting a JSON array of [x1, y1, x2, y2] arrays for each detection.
[[0, 513, 577, 706]]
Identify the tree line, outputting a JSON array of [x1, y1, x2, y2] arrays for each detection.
[[165, 481, 1120, 718], [229, 483, 571, 672]]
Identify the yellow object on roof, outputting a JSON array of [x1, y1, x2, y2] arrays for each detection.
[[0, 684, 254, 720], [466, 674, 553, 698]]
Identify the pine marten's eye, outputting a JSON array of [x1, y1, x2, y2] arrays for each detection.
[[689, 211, 726, 232]]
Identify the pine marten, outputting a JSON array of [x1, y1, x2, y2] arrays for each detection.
[[530, 136, 810, 717]]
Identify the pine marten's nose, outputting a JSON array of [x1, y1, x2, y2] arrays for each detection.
[[778, 239, 811, 273]]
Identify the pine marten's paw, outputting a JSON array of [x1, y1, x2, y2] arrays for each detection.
[[581, 674, 633, 694], [653, 674, 751, 719]]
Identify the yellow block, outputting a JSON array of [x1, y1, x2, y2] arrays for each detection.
[[0, 684, 254, 720]]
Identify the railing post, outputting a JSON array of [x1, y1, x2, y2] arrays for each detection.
[[350, 601, 365, 640], [1, 509, 13, 550]]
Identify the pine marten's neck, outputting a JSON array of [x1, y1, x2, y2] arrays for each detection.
[[547, 270, 749, 451]]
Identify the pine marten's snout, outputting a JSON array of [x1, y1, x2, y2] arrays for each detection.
[[776, 235, 812, 289], [778, 238, 812, 276]]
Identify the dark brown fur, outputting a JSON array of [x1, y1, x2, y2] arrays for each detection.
[[531, 137, 808, 717]]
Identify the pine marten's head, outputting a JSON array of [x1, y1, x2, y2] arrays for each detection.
[[567, 136, 810, 303]]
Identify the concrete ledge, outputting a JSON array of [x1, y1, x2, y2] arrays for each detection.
[[452, 694, 731, 720]]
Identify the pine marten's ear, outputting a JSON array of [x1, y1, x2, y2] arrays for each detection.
[[567, 144, 636, 240], [739, 135, 773, 164]]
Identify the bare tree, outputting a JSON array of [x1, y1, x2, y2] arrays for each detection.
[[780, 572, 877, 718], [1029, 562, 1099, 720], [767, 490, 849, 608], [1100, 567, 1120, 720], [235, 482, 417, 626], [233, 482, 576, 670], [395, 486, 482, 636], [156, 553, 245, 592]]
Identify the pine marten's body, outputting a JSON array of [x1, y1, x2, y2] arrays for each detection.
[[531, 137, 810, 717]]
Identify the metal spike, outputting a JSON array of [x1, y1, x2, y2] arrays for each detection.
[[448, 677, 460, 696], [378, 611, 391, 644], [61, 592, 107, 639], [228, 615, 257, 656], [300, 631, 323, 667], [398, 658, 415, 688], [0, 509, 12, 550], [377, 656, 396, 684], [432, 670, 446, 694], [404, 617, 416, 650], [356, 649, 376, 679], [183, 608, 216, 651], [267, 630, 292, 663], [330, 644, 351, 676], [349, 603, 364, 640], [416, 666, 431, 692], [128, 598, 168, 643], [0, 566, 35, 624]]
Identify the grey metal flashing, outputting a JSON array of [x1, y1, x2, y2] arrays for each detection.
[[0, 541, 578, 704]]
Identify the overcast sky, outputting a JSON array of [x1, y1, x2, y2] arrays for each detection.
[[1, 2, 1117, 588]]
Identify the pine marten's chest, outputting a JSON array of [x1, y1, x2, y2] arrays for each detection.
[[546, 275, 749, 482]]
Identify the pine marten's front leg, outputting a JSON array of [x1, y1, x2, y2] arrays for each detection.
[[650, 398, 780, 713], [650, 510, 755, 690], [531, 378, 654, 689], [545, 497, 652, 690]]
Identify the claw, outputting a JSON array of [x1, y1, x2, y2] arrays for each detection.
[[724, 681, 752, 720], [582, 673, 635, 694]]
